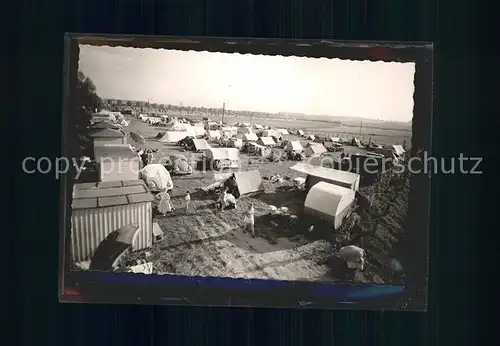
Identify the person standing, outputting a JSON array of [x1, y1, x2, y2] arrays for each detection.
[[141, 150, 149, 168], [156, 190, 173, 216], [146, 149, 153, 164], [244, 202, 255, 237], [184, 191, 191, 211]]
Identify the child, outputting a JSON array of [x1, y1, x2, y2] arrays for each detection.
[[185, 191, 191, 211], [223, 190, 237, 209], [243, 202, 255, 237]]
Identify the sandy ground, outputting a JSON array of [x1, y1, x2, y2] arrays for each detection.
[[121, 116, 410, 284]]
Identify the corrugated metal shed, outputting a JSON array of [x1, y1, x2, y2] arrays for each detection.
[[70, 180, 154, 262]]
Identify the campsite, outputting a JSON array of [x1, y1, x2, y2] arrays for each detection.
[[70, 109, 411, 285]]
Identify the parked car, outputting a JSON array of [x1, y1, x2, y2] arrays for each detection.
[[327, 143, 344, 152], [177, 136, 196, 150]]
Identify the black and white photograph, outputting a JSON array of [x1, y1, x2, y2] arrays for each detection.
[[59, 36, 432, 309]]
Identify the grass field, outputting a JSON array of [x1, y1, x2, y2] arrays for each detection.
[[121, 116, 410, 284]]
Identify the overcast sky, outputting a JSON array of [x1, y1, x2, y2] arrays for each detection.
[[79, 44, 415, 122]]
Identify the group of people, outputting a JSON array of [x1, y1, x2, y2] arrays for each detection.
[[155, 187, 256, 237], [155, 190, 191, 216], [215, 188, 255, 236], [137, 148, 154, 167]]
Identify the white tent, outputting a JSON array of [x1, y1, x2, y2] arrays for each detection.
[[169, 122, 192, 131], [262, 129, 279, 138], [243, 133, 258, 142], [159, 131, 193, 143], [140, 164, 173, 192], [247, 143, 271, 157], [203, 148, 241, 169], [208, 130, 222, 140], [193, 126, 207, 137], [276, 128, 289, 135], [204, 148, 240, 161], [307, 135, 316, 141], [192, 138, 211, 151], [257, 136, 275, 146], [290, 162, 360, 192], [230, 170, 265, 197], [392, 145, 406, 156], [304, 143, 327, 157], [284, 140, 303, 153], [304, 182, 355, 230]]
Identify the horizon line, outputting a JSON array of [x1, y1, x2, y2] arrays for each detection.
[[102, 99, 412, 124]]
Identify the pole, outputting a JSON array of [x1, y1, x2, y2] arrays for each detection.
[[222, 102, 225, 124]]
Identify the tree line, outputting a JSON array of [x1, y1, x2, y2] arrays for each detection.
[[71, 71, 103, 157]]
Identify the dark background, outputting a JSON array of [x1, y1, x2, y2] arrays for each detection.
[[12, 0, 481, 345]]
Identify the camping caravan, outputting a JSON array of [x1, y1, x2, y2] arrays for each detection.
[[191, 138, 211, 152], [94, 144, 140, 182], [90, 128, 127, 146], [224, 170, 264, 198], [159, 131, 192, 143], [304, 182, 356, 230], [202, 148, 241, 170], [304, 143, 327, 157], [284, 140, 304, 153], [243, 133, 258, 142], [257, 136, 276, 147], [290, 162, 360, 192]]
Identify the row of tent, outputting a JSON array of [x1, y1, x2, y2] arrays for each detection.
[[92, 110, 130, 127]]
